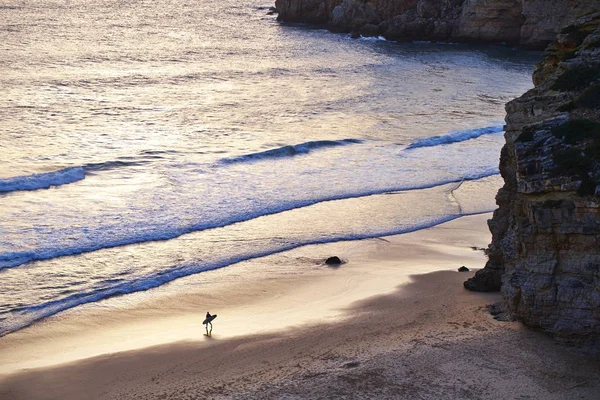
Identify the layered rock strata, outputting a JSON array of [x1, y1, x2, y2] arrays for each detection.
[[275, 0, 599, 49], [465, 13, 600, 349]]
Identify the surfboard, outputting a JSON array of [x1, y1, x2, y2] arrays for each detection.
[[202, 314, 217, 325]]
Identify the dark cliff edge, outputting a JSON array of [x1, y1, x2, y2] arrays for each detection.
[[274, 0, 599, 49], [465, 12, 600, 352]]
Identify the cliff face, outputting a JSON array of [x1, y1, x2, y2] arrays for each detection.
[[465, 12, 600, 349], [520, 0, 600, 48], [453, 0, 524, 44], [275, 0, 599, 48], [275, 0, 341, 24]]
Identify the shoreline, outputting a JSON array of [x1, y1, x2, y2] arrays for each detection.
[[2, 213, 599, 398], [0, 207, 496, 374]]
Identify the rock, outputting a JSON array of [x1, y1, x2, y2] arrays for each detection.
[[487, 302, 516, 322], [275, 0, 341, 24], [359, 23, 381, 37], [331, 0, 379, 31], [325, 256, 342, 265], [275, 0, 600, 49], [521, 0, 600, 48], [453, 0, 525, 45], [458, 266, 470, 272], [463, 268, 501, 291], [465, 13, 600, 352]]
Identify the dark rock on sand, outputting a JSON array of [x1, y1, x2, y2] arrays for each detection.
[[464, 268, 501, 292], [342, 361, 360, 369], [325, 256, 342, 265], [458, 266, 469, 272], [487, 302, 516, 322]]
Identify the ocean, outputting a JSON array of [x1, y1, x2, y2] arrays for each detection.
[[0, 0, 539, 337]]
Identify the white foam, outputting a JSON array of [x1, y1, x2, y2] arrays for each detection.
[[359, 35, 387, 41]]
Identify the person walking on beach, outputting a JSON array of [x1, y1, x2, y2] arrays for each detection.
[[203, 311, 217, 336]]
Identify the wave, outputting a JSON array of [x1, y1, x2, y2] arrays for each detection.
[[82, 160, 148, 172], [0, 210, 493, 338], [0, 171, 498, 270], [405, 125, 504, 150], [0, 167, 85, 193], [0, 159, 155, 194], [220, 139, 362, 164]]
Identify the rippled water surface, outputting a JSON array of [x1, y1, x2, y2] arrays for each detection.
[[0, 0, 540, 335]]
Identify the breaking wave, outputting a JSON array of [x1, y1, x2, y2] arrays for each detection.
[[0, 159, 154, 194], [220, 139, 362, 164], [406, 125, 504, 150], [0, 167, 85, 193]]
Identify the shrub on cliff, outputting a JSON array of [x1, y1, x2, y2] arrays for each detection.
[[552, 64, 600, 91], [557, 85, 600, 111], [551, 119, 600, 143], [552, 147, 593, 176], [551, 119, 600, 196], [550, 119, 600, 196], [515, 125, 537, 142], [584, 36, 600, 49], [578, 84, 600, 109], [552, 147, 599, 196]]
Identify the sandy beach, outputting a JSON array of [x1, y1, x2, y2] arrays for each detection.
[[1, 213, 599, 399]]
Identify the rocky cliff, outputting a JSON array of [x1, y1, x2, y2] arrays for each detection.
[[465, 12, 600, 350], [274, 0, 599, 48]]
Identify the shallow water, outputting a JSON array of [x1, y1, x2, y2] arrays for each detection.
[[0, 0, 539, 336]]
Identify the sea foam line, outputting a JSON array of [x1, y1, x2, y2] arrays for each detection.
[[0, 210, 494, 338], [359, 35, 387, 41], [0, 171, 499, 271], [406, 125, 504, 150]]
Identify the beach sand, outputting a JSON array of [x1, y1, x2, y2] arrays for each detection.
[[1, 214, 599, 399]]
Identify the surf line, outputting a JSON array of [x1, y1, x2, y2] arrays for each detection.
[[0, 172, 500, 271]]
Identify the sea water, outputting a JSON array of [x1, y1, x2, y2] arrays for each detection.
[[0, 0, 539, 336]]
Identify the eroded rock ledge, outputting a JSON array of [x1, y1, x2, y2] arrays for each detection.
[[465, 12, 600, 350], [275, 0, 599, 49]]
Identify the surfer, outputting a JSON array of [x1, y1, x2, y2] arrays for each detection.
[[203, 311, 217, 336]]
